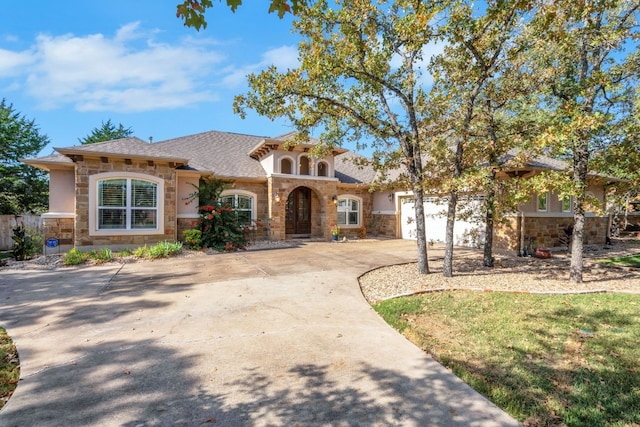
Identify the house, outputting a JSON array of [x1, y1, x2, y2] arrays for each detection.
[[23, 129, 613, 254], [23, 131, 397, 252]]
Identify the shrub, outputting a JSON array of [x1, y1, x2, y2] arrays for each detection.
[[183, 229, 202, 249], [133, 245, 149, 258], [187, 177, 247, 252], [63, 248, 89, 266], [11, 222, 40, 261], [146, 241, 182, 259], [131, 242, 183, 259], [91, 248, 113, 264]]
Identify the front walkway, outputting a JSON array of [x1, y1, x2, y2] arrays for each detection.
[[0, 240, 519, 426]]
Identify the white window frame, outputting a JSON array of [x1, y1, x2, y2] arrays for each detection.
[[537, 193, 549, 212], [89, 172, 164, 236], [337, 195, 362, 227], [561, 196, 572, 212], [220, 190, 256, 227]]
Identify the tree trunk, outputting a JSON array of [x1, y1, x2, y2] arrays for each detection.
[[483, 182, 496, 267], [569, 141, 589, 283], [443, 191, 458, 277], [413, 187, 430, 274]]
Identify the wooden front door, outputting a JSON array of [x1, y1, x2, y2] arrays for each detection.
[[285, 187, 311, 236]]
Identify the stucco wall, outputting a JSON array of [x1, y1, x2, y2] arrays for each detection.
[[49, 169, 75, 213]]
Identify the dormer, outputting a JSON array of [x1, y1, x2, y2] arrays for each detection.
[[248, 134, 347, 179]]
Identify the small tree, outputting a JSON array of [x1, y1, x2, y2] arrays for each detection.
[[78, 119, 134, 145], [186, 177, 247, 251]]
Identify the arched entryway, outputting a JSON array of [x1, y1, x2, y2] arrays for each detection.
[[286, 187, 311, 236]]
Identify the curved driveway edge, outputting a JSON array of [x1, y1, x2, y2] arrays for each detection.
[[0, 240, 520, 426]]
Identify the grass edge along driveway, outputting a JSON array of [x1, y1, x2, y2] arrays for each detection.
[[374, 291, 640, 427]]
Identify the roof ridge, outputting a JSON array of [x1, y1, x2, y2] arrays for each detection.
[[155, 129, 270, 144]]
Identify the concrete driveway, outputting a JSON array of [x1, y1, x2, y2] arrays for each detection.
[[0, 240, 519, 426]]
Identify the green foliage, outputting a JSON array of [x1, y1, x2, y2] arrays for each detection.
[[63, 248, 89, 266], [599, 254, 640, 268], [90, 248, 113, 264], [376, 291, 640, 426], [147, 241, 183, 259], [188, 177, 247, 252], [0, 99, 49, 214], [0, 327, 19, 411], [132, 241, 183, 259], [176, 0, 301, 30], [78, 119, 133, 145], [11, 222, 40, 261], [116, 248, 133, 257], [183, 228, 202, 249]]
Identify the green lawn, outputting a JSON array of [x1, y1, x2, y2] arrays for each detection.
[[0, 328, 19, 410], [599, 253, 640, 268], [374, 292, 640, 427]]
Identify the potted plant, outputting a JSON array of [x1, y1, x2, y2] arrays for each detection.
[[331, 224, 340, 241]]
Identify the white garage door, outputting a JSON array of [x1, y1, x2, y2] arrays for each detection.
[[400, 196, 486, 247]]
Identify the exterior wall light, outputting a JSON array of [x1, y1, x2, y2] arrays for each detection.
[[332, 195, 338, 205], [274, 191, 280, 202]]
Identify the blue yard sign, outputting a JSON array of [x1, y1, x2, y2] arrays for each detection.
[[46, 238, 59, 248]]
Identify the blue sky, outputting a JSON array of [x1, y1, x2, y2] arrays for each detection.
[[0, 1, 302, 156]]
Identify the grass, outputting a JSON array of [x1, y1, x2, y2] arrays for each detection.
[[599, 253, 640, 268], [374, 291, 640, 427], [0, 328, 19, 410]]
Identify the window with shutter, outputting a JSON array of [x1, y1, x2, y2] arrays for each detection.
[[97, 178, 158, 230]]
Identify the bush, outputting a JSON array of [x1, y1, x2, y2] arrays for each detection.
[[91, 248, 113, 264], [132, 242, 183, 259], [63, 248, 89, 266], [11, 222, 40, 261], [147, 241, 182, 259], [183, 229, 202, 249]]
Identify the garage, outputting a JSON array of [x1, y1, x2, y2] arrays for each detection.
[[400, 195, 486, 248]]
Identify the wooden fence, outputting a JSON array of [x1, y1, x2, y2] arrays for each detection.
[[0, 215, 42, 250]]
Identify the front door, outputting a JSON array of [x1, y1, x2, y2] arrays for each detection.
[[285, 187, 311, 236]]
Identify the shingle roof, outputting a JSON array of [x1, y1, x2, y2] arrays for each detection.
[[154, 130, 270, 178], [54, 137, 189, 163], [334, 152, 377, 184]]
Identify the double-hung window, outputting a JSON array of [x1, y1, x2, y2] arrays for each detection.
[[97, 178, 158, 230], [337, 197, 360, 226]]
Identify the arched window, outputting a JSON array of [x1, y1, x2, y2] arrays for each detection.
[[337, 196, 360, 226], [220, 193, 255, 226], [281, 158, 292, 174], [97, 178, 158, 230], [299, 156, 310, 175], [317, 161, 328, 177]]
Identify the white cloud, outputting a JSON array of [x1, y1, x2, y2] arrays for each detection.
[[2, 23, 226, 112], [0, 48, 35, 76], [261, 45, 299, 71], [220, 44, 299, 88]]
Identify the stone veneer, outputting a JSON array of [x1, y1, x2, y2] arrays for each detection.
[[42, 216, 74, 246], [494, 215, 609, 253], [74, 157, 178, 247]]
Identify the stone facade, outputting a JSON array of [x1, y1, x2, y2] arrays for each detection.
[[494, 215, 609, 253], [42, 216, 74, 246], [73, 157, 178, 248]]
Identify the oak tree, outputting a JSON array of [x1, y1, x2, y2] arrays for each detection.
[[234, 0, 448, 274]]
